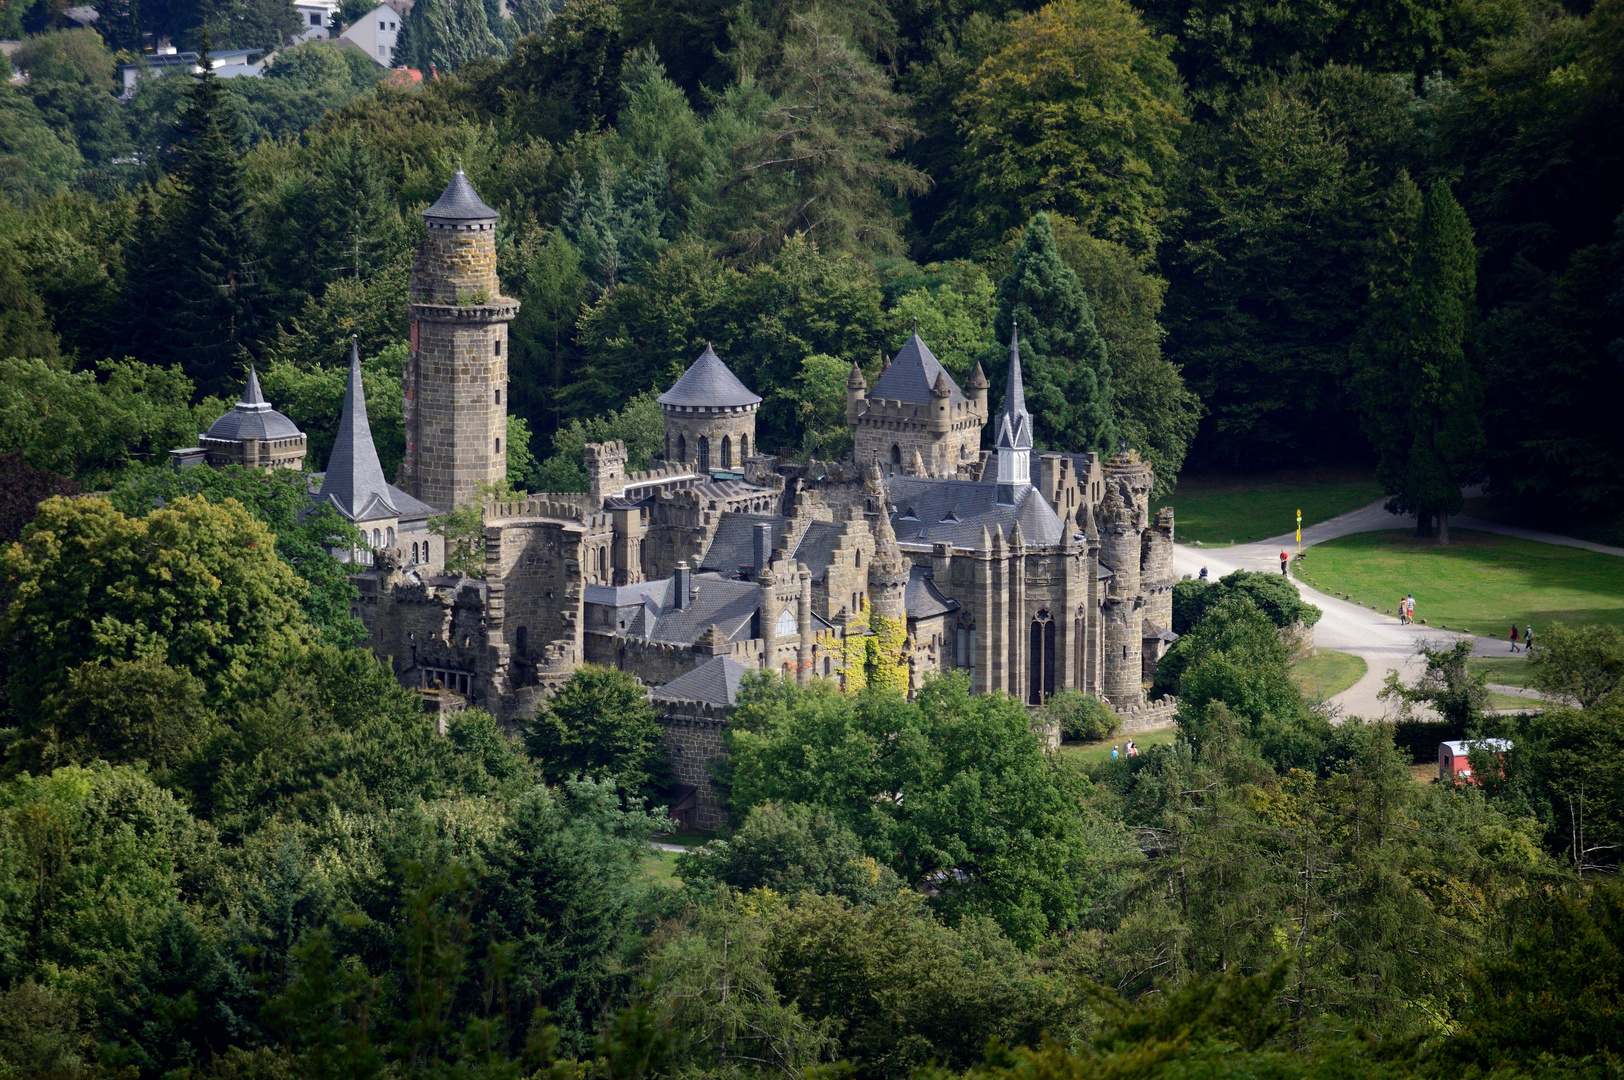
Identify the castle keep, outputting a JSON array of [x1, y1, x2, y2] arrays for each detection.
[[328, 173, 1176, 829]]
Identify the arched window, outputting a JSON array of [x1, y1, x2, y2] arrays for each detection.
[[721, 435, 732, 468], [515, 626, 527, 658], [598, 547, 608, 582], [386, 526, 395, 548], [890, 444, 902, 465], [495, 436, 502, 455], [678, 435, 687, 462], [665, 434, 671, 460], [1029, 612, 1056, 705], [698, 436, 710, 472], [740, 434, 749, 459], [372, 528, 381, 547]]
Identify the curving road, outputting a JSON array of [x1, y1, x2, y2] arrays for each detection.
[[1170, 499, 1607, 719]]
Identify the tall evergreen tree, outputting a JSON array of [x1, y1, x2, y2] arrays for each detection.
[[309, 135, 399, 288], [118, 187, 175, 365], [167, 35, 268, 396], [395, 0, 506, 75], [989, 214, 1117, 456], [1360, 181, 1480, 543]]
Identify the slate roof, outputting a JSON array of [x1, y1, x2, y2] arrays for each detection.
[[885, 476, 1064, 548], [316, 339, 437, 523], [583, 580, 666, 608], [203, 367, 304, 442], [906, 565, 959, 619], [422, 169, 497, 223], [657, 345, 762, 409], [791, 519, 845, 582], [651, 655, 750, 707], [870, 332, 967, 405], [697, 513, 791, 574], [647, 573, 761, 645]]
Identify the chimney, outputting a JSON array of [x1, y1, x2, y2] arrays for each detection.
[[753, 521, 773, 579], [673, 561, 692, 610]]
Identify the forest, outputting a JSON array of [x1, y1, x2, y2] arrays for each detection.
[[0, 0, 1622, 1074]]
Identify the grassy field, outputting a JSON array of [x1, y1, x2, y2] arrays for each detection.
[[1289, 649, 1368, 701], [1060, 725, 1179, 764], [1159, 469, 1383, 545], [1301, 529, 1624, 634], [1470, 655, 1534, 688]]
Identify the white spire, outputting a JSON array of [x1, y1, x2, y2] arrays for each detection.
[[994, 322, 1032, 503]]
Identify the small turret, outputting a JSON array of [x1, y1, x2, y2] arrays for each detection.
[[966, 361, 989, 418], [846, 360, 868, 428]]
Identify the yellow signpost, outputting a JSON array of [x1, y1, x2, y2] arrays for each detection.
[[1296, 509, 1302, 553]]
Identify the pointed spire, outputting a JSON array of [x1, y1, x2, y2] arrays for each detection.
[[967, 361, 989, 390], [847, 360, 868, 390], [1010, 520, 1025, 548], [996, 321, 1032, 452], [318, 335, 397, 521], [992, 523, 1006, 550], [979, 524, 992, 552], [242, 365, 266, 407], [1080, 497, 1098, 540], [931, 369, 952, 397]]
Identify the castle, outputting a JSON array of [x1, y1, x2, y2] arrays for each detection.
[[183, 172, 1179, 829]]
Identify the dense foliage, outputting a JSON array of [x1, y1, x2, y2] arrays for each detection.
[[0, 0, 1622, 1073]]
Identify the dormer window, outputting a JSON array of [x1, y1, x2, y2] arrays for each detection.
[[941, 510, 959, 523], [899, 506, 918, 520]]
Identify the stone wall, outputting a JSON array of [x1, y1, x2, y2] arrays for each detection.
[[1116, 696, 1179, 734], [410, 224, 500, 304], [663, 404, 758, 470], [404, 302, 516, 512], [851, 396, 984, 477], [657, 702, 730, 831], [483, 516, 586, 698], [201, 433, 307, 471]]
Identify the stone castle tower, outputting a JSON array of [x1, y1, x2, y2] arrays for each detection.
[[658, 344, 762, 472], [847, 332, 987, 477], [402, 170, 520, 512]]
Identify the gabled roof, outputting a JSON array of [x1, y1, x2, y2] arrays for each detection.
[[657, 344, 762, 409], [869, 332, 966, 405], [697, 513, 790, 574], [203, 366, 304, 442], [651, 655, 749, 708], [885, 476, 1064, 548], [316, 338, 436, 522], [905, 564, 959, 619], [423, 169, 497, 223], [646, 573, 760, 645]]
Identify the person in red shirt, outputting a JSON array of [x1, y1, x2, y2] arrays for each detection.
[[1280, 550, 1289, 575]]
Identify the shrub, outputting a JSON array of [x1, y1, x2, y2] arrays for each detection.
[[1040, 688, 1120, 742]]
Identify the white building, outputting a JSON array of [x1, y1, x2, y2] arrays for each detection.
[[338, 0, 410, 66], [291, 0, 341, 43], [116, 46, 265, 97]]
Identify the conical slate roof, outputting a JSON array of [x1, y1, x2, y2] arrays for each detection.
[[203, 366, 303, 442], [657, 344, 762, 409], [995, 324, 1033, 451], [317, 339, 398, 523], [870, 332, 967, 405], [423, 169, 497, 223]]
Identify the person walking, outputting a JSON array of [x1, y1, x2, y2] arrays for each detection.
[[1509, 624, 1520, 652], [1280, 550, 1290, 575], [1525, 624, 1534, 654], [1406, 594, 1416, 624], [1398, 596, 1409, 624], [1110, 745, 1120, 761]]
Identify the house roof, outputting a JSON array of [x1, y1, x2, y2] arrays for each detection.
[[316, 338, 437, 522], [422, 169, 497, 223], [870, 332, 966, 405], [647, 573, 760, 645], [905, 565, 959, 619], [657, 344, 761, 409], [790, 519, 845, 582], [1442, 739, 1513, 756], [697, 513, 790, 574], [651, 655, 749, 707], [203, 367, 304, 442], [885, 476, 1064, 549]]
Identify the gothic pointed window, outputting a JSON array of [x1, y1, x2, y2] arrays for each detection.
[[741, 434, 749, 459], [721, 436, 732, 468], [678, 435, 687, 462], [698, 436, 710, 472], [890, 444, 902, 465], [1029, 611, 1056, 704]]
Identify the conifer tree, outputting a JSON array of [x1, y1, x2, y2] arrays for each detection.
[[309, 136, 399, 287], [989, 214, 1117, 455], [167, 34, 268, 396], [1362, 181, 1480, 544], [118, 187, 175, 365]]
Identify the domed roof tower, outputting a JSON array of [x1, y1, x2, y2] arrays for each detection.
[[658, 344, 761, 474], [198, 367, 307, 471]]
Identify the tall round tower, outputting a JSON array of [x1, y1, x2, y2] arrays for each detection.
[[402, 170, 520, 512]]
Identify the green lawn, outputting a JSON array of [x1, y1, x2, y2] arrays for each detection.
[[1470, 655, 1534, 689], [1060, 725, 1179, 764], [1301, 529, 1624, 634], [1159, 469, 1383, 545], [1289, 649, 1367, 701]]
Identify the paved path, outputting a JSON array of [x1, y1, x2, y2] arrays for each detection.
[[1172, 496, 1609, 720]]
